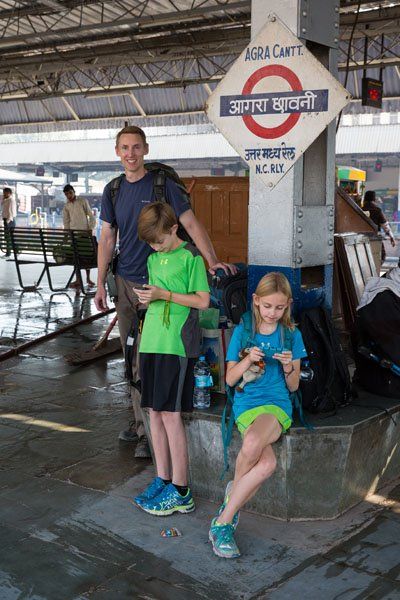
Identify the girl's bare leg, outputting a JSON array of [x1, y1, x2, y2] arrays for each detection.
[[218, 414, 281, 523]]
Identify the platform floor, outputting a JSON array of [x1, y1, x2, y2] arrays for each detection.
[[1, 256, 400, 600]]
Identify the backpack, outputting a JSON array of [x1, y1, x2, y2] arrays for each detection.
[[298, 306, 352, 413], [220, 311, 311, 477], [209, 265, 247, 324], [109, 162, 193, 243], [354, 289, 400, 398]]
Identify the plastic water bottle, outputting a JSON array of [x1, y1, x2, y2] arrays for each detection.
[[193, 356, 213, 409], [300, 359, 314, 382]]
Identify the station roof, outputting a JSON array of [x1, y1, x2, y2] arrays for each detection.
[[0, 0, 399, 133]]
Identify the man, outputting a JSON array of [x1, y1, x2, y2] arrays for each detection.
[[363, 190, 396, 262], [2, 188, 16, 257], [63, 184, 96, 288], [94, 125, 236, 459]]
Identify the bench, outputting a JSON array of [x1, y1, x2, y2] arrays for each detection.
[[1, 227, 97, 293]]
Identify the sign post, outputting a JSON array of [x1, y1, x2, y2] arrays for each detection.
[[206, 0, 349, 312]]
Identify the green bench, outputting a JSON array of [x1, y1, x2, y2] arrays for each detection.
[[1, 227, 97, 293]]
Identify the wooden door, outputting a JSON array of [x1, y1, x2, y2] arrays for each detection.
[[183, 177, 249, 264]]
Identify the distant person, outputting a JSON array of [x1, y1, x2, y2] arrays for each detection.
[[363, 190, 396, 262], [1, 187, 16, 257], [63, 184, 96, 288], [132, 202, 209, 515]]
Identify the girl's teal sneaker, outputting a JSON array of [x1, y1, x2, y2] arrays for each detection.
[[216, 480, 240, 530], [209, 517, 241, 558]]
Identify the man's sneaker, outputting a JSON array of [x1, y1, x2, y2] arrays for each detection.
[[217, 480, 240, 530], [138, 483, 195, 516], [209, 517, 241, 559], [133, 477, 166, 506], [118, 420, 138, 442], [134, 436, 151, 458]]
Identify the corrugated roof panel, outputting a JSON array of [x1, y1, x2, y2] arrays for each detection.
[[71, 96, 112, 119], [336, 123, 400, 153]]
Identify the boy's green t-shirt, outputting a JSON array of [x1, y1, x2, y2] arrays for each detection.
[[139, 242, 209, 358]]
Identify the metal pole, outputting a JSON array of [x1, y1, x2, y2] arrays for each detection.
[[0, 308, 115, 362], [248, 0, 339, 312]]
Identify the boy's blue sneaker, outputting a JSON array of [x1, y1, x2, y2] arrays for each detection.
[[138, 483, 195, 516], [217, 480, 240, 530], [133, 477, 166, 506], [209, 517, 241, 559]]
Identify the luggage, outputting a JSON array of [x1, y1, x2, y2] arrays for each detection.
[[298, 306, 352, 413], [357, 290, 400, 365], [355, 289, 400, 398], [354, 345, 400, 399], [209, 265, 247, 324]]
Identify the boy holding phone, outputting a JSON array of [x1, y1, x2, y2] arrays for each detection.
[[132, 202, 209, 515]]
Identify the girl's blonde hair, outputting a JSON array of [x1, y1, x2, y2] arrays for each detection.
[[253, 272, 294, 332]]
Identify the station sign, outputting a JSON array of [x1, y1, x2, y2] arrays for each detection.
[[206, 15, 351, 189]]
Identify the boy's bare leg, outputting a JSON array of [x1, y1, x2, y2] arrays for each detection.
[[218, 414, 281, 523], [161, 412, 188, 486], [149, 409, 171, 480]]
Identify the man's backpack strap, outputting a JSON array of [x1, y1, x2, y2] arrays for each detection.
[[152, 169, 167, 202], [124, 309, 146, 389], [109, 174, 125, 230]]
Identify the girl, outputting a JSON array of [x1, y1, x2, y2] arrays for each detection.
[[209, 272, 306, 558]]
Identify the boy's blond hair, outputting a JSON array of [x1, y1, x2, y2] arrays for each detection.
[[138, 202, 177, 243]]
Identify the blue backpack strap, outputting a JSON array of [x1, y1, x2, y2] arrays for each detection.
[[240, 310, 254, 347], [221, 383, 235, 479], [220, 311, 253, 479]]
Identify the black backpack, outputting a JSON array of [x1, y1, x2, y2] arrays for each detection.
[[109, 162, 193, 243], [298, 306, 352, 413], [209, 266, 247, 324]]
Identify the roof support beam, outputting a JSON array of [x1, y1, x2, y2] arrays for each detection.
[[0, 2, 251, 50], [128, 92, 146, 116], [61, 97, 80, 120]]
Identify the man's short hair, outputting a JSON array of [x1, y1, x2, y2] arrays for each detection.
[[3, 187, 12, 194], [63, 184, 75, 194], [138, 202, 177, 243], [115, 126, 147, 147]]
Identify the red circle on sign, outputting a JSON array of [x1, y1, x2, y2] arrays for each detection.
[[242, 65, 302, 139]]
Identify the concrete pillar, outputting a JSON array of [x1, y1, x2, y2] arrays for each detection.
[[248, 0, 340, 312]]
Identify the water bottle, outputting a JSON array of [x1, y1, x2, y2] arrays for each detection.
[[300, 359, 314, 382], [193, 356, 213, 409]]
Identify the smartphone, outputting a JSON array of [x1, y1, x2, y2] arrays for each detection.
[[133, 284, 148, 291]]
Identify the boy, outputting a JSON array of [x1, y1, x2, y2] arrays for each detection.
[[133, 202, 210, 515]]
